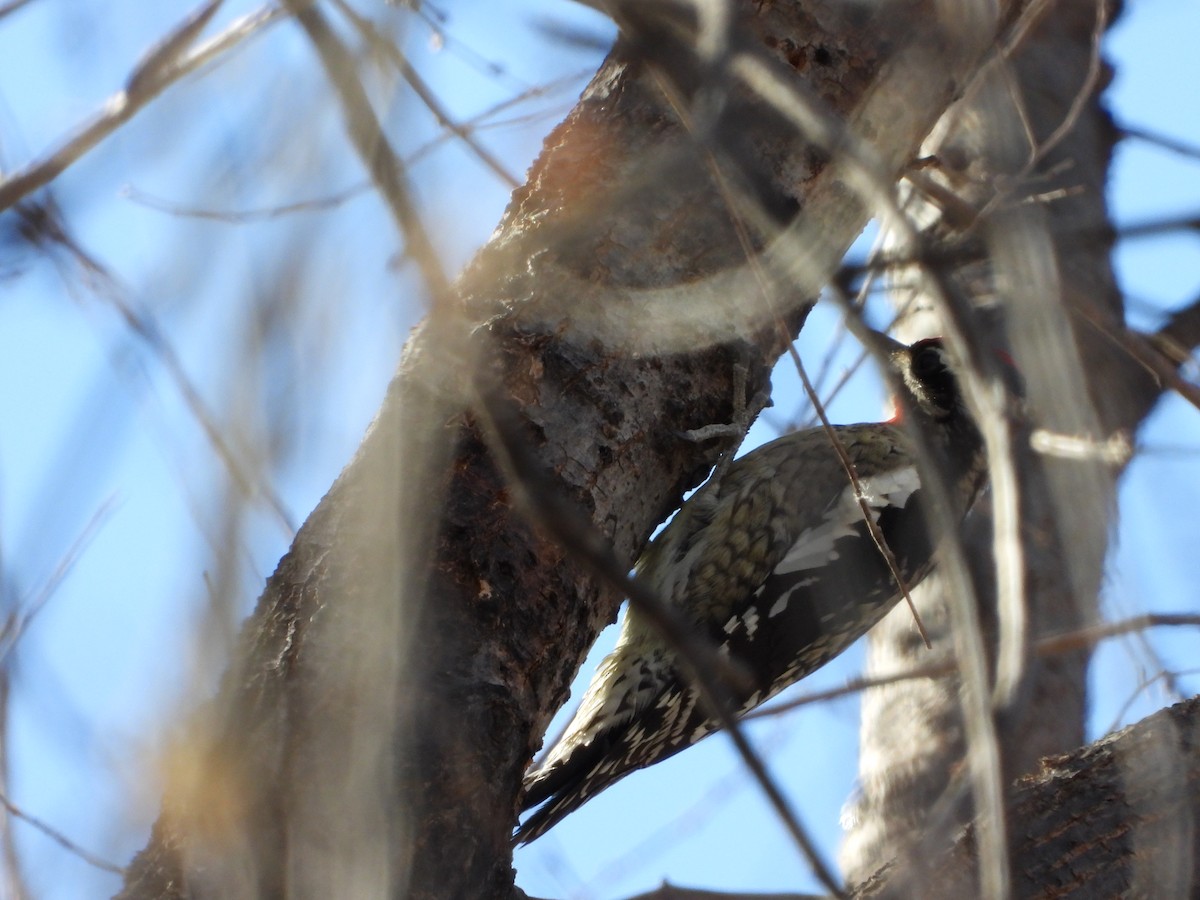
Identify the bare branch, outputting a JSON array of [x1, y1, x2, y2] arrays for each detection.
[[20, 213, 297, 534], [0, 790, 124, 876], [1024, 0, 1108, 168], [0, 3, 285, 212], [0, 498, 118, 665], [285, 0, 450, 301], [0, 0, 38, 22], [625, 886, 821, 900], [1122, 123, 1200, 161], [330, 0, 521, 188], [1074, 302, 1200, 424], [747, 613, 1200, 720], [125, 0, 225, 102]]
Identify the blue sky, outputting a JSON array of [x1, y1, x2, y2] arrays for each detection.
[[0, 1, 1198, 897]]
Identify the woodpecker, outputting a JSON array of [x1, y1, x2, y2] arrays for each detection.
[[515, 337, 1006, 844]]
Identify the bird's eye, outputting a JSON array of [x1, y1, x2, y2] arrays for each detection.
[[912, 344, 946, 379]]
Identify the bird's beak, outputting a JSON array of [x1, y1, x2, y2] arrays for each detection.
[[868, 332, 909, 371], [874, 333, 908, 353]]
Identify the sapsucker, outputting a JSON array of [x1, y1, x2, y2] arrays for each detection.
[[515, 337, 1006, 844]]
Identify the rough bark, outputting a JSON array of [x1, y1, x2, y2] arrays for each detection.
[[852, 696, 1200, 899], [119, 2, 1017, 898]]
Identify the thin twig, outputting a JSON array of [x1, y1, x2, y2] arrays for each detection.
[[121, 70, 584, 223], [795, 342, 932, 649], [0, 790, 124, 876], [25, 220, 296, 535], [1075, 303, 1200, 418], [805, 230, 887, 415], [125, 0, 226, 102], [0, 498, 118, 664], [1026, 0, 1108, 171], [123, 67, 585, 224], [1107, 666, 1200, 734], [589, 731, 783, 887], [121, 181, 370, 222], [330, 0, 521, 188], [831, 212, 1200, 287], [1122, 124, 1200, 161], [0, 2, 285, 212], [411, 1, 535, 92], [287, 0, 450, 301], [0, 678, 30, 900], [965, 0, 1108, 229], [0, 0, 38, 22], [746, 612, 1200, 720]]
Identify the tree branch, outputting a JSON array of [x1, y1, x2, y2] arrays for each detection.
[[0, 2, 284, 212], [853, 696, 1200, 898]]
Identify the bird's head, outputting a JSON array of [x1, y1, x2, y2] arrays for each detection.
[[885, 336, 1024, 425]]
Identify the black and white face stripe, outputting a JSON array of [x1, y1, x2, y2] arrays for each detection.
[[900, 339, 960, 420]]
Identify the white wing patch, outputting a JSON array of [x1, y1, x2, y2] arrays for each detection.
[[768, 575, 816, 617], [768, 466, 920, 615]]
